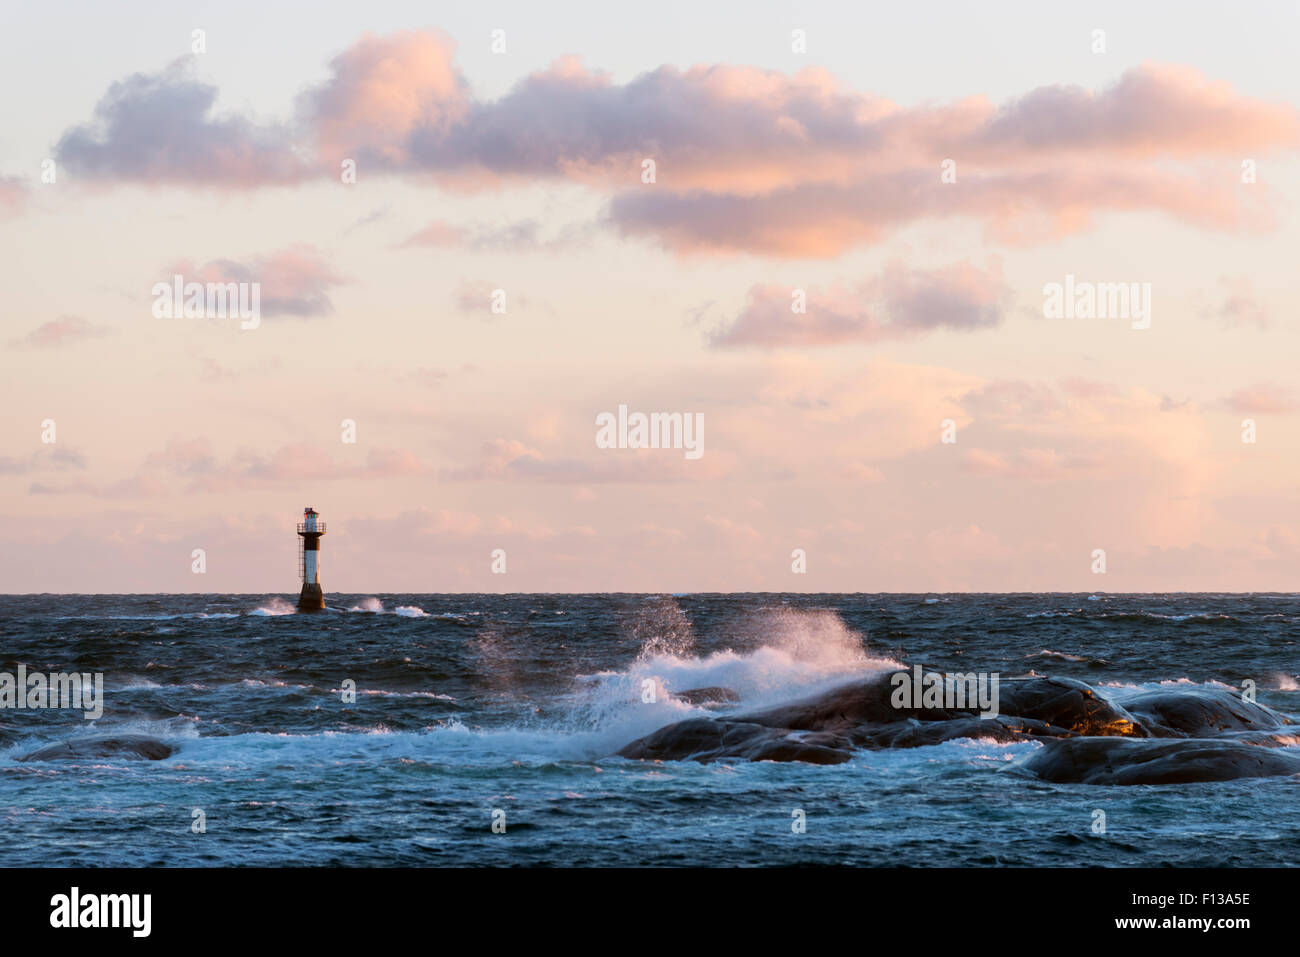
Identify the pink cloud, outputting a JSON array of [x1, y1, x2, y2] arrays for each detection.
[[10, 315, 107, 348], [53, 37, 1299, 256], [966, 63, 1300, 158], [399, 220, 464, 247], [710, 260, 1010, 348], [165, 245, 345, 318], [302, 30, 469, 168], [611, 163, 1270, 256]]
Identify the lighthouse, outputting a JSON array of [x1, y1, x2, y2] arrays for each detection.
[[296, 507, 327, 611]]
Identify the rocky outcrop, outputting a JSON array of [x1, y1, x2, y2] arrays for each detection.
[[20, 734, 173, 762], [1022, 737, 1300, 785], [617, 669, 1300, 785], [618, 671, 1145, 763], [1122, 687, 1289, 737]]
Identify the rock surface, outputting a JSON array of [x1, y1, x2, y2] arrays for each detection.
[[1022, 737, 1300, 785], [20, 734, 174, 762], [616, 669, 1300, 785]]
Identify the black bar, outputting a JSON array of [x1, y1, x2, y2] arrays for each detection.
[[1, 867, 1278, 943]]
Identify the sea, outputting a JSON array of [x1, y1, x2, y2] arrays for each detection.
[[1, 593, 1297, 867]]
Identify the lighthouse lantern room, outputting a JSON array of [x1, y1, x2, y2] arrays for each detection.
[[296, 507, 327, 611]]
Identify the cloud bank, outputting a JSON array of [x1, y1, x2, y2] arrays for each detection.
[[53, 32, 1300, 256]]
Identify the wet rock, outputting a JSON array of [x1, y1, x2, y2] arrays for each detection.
[[617, 717, 853, 764], [1122, 688, 1291, 738], [995, 677, 1146, 737], [1021, 737, 1300, 785], [617, 670, 1146, 763], [20, 734, 173, 762]]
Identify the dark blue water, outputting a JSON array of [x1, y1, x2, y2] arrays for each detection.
[[1, 593, 1297, 866]]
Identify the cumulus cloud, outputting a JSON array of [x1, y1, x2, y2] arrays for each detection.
[[610, 163, 1269, 255], [56, 57, 305, 187], [53, 35, 1300, 255], [165, 245, 344, 317], [709, 259, 1010, 348], [301, 30, 469, 169], [966, 63, 1300, 157]]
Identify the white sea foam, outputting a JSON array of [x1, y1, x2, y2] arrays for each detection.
[[1026, 649, 1101, 663], [1100, 677, 1238, 697], [249, 598, 296, 616], [5, 606, 905, 769], [1, 716, 201, 764], [1269, 673, 1299, 692], [556, 606, 904, 758], [111, 678, 163, 690], [346, 599, 430, 617]]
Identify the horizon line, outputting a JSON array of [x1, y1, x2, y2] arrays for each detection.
[[3, 591, 1295, 597]]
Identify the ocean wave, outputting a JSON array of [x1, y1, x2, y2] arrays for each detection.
[[249, 598, 296, 616], [559, 606, 905, 757], [1097, 611, 1239, 624], [1024, 650, 1107, 665], [345, 599, 437, 618], [1099, 677, 1239, 695]]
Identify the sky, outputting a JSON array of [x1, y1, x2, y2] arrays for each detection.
[[2, 1, 1299, 593]]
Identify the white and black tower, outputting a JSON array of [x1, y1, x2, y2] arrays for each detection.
[[296, 507, 327, 611]]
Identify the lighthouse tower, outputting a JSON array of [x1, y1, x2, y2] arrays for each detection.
[[296, 507, 327, 611]]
